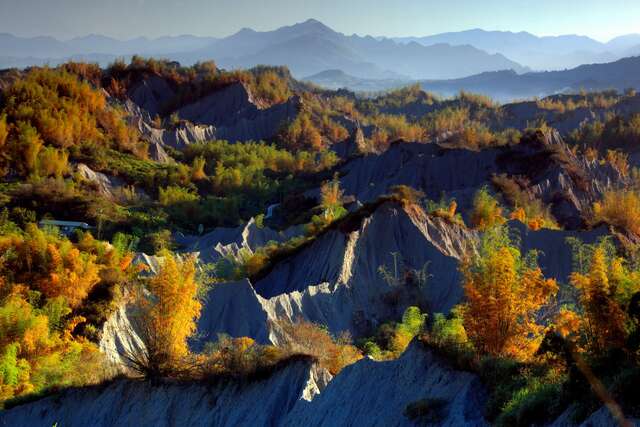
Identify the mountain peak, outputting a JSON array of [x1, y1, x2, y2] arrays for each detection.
[[294, 18, 333, 32]]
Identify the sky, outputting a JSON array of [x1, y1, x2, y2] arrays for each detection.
[[0, 0, 638, 41]]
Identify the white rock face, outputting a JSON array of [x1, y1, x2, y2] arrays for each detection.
[[175, 218, 305, 264], [99, 303, 145, 370], [177, 82, 301, 143], [193, 202, 473, 346], [75, 163, 127, 200], [132, 115, 218, 151], [191, 202, 608, 347], [0, 343, 488, 427], [284, 341, 488, 427]]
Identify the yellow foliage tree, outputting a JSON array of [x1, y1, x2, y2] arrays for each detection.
[[275, 318, 362, 375], [592, 189, 640, 235], [461, 228, 558, 359], [131, 251, 202, 376], [470, 187, 506, 230], [0, 225, 101, 309], [569, 247, 627, 352], [279, 113, 323, 151], [320, 174, 345, 222], [191, 156, 207, 181]]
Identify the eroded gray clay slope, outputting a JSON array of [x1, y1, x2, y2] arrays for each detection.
[[177, 82, 301, 143], [174, 217, 305, 264], [337, 131, 625, 229], [125, 79, 301, 147], [0, 343, 488, 427], [101, 205, 608, 365], [196, 204, 606, 347], [0, 359, 329, 427]]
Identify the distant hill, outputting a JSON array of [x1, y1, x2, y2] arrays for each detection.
[[0, 20, 527, 81], [393, 29, 640, 71], [0, 33, 217, 68], [420, 56, 640, 102], [8, 22, 640, 82], [178, 19, 526, 80], [303, 69, 411, 92]]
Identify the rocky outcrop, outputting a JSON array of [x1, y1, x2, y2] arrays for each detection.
[[189, 202, 473, 345], [337, 130, 626, 229], [338, 141, 498, 212], [500, 94, 640, 137], [147, 140, 173, 163], [253, 203, 472, 331], [99, 303, 145, 370], [75, 163, 126, 199], [0, 358, 329, 427], [0, 343, 488, 427], [124, 99, 216, 151], [127, 75, 175, 117], [175, 218, 305, 264], [177, 82, 301, 142], [285, 341, 488, 427], [331, 123, 368, 159], [75, 163, 148, 201], [194, 204, 610, 347], [131, 114, 218, 151]]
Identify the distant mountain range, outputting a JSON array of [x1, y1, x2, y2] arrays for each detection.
[[3, 20, 640, 84], [0, 20, 525, 80], [0, 33, 216, 58], [419, 56, 640, 102], [304, 56, 640, 103], [392, 29, 640, 71], [303, 69, 410, 92], [173, 20, 527, 80]]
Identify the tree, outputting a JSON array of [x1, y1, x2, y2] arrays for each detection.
[[279, 113, 323, 151], [320, 174, 346, 222], [470, 187, 505, 230], [275, 318, 361, 375], [0, 114, 9, 176], [191, 156, 207, 181], [128, 251, 202, 377], [592, 189, 640, 236], [569, 246, 627, 352], [16, 122, 43, 176], [461, 227, 558, 359]]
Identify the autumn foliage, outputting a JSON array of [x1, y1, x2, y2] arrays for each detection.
[[275, 318, 362, 375], [564, 244, 631, 352], [469, 187, 506, 231], [592, 189, 640, 236], [0, 223, 138, 404], [0, 68, 146, 177], [128, 251, 201, 377], [461, 227, 558, 360]]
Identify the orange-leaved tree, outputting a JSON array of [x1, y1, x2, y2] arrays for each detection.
[[461, 226, 558, 360], [275, 318, 362, 375], [566, 245, 628, 352], [592, 189, 640, 236], [129, 250, 202, 377], [0, 224, 101, 308], [469, 187, 506, 231]]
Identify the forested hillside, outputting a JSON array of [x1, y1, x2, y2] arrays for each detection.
[[1, 58, 640, 426]]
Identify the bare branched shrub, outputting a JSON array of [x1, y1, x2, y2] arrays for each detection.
[[274, 318, 362, 375]]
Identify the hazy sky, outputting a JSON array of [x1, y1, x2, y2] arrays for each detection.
[[1, 0, 638, 41]]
